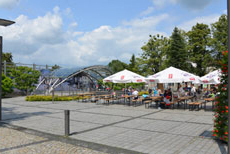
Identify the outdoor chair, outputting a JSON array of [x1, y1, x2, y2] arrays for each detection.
[[168, 100, 178, 109], [143, 98, 152, 108], [132, 98, 143, 107], [188, 102, 202, 111], [103, 97, 111, 105], [91, 96, 99, 103]]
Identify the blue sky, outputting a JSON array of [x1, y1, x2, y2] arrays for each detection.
[[0, 0, 227, 68]]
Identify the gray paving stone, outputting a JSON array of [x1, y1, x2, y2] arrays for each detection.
[[2, 97, 227, 154], [0, 127, 106, 154]]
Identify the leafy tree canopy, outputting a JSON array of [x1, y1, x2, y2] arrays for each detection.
[[1, 73, 13, 96], [128, 54, 139, 73], [211, 14, 228, 62], [108, 60, 128, 73], [3, 52, 13, 63], [187, 23, 213, 76], [10, 66, 40, 95], [167, 27, 188, 71], [139, 34, 169, 76]]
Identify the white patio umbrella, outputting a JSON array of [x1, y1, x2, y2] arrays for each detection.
[[103, 69, 146, 83], [103, 69, 146, 99], [145, 66, 200, 83], [200, 70, 221, 84]]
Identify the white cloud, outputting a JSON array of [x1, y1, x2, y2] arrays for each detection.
[[70, 22, 78, 27], [123, 14, 168, 28], [64, 8, 71, 15], [152, 0, 213, 10], [172, 0, 213, 11], [178, 14, 220, 31], [1, 7, 169, 67], [140, 7, 154, 16], [53, 6, 60, 14], [0, 0, 19, 9], [152, 0, 168, 8]]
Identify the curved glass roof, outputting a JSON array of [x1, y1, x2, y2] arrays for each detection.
[[40, 69, 52, 77], [50, 65, 112, 78], [51, 67, 84, 78]]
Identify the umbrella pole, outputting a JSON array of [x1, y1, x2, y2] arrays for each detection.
[[124, 83, 126, 104]]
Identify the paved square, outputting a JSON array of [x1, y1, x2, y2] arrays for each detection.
[[1, 97, 227, 154]]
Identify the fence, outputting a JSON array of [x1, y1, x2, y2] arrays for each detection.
[[2, 61, 53, 75]]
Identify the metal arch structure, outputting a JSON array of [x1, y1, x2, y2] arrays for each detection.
[[48, 65, 112, 92]]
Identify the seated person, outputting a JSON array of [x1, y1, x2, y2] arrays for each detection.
[[164, 90, 171, 103], [132, 89, 139, 100], [153, 88, 158, 96], [127, 89, 132, 96], [178, 84, 185, 97], [148, 88, 152, 96], [142, 94, 149, 99], [157, 88, 163, 96], [209, 91, 216, 98], [159, 90, 170, 109], [190, 84, 196, 97], [167, 88, 172, 101], [203, 88, 209, 98], [112, 91, 116, 97]]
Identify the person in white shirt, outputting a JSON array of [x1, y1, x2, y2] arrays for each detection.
[[132, 89, 139, 100], [191, 84, 196, 97]]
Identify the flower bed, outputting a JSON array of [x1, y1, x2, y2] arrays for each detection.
[[213, 50, 228, 142]]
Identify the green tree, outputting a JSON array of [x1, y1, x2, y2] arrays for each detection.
[[167, 27, 189, 71], [10, 66, 40, 95], [128, 54, 139, 73], [211, 14, 228, 63], [108, 60, 128, 73], [139, 34, 169, 76], [1, 73, 13, 96], [3, 52, 13, 63], [187, 23, 213, 76]]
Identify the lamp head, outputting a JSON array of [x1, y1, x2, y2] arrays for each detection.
[[0, 18, 15, 27]]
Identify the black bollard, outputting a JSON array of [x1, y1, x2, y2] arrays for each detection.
[[52, 90, 54, 104], [64, 110, 70, 136]]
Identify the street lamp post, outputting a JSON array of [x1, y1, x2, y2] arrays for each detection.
[[0, 18, 15, 121]]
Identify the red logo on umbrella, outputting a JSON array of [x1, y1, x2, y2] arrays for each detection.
[[203, 80, 208, 83], [137, 79, 142, 82], [121, 75, 125, 80], [189, 77, 195, 81], [168, 74, 173, 79], [149, 80, 155, 82]]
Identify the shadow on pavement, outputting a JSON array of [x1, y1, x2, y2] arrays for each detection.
[[2, 107, 51, 122], [216, 139, 227, 154], [199, 130, 212, 138]]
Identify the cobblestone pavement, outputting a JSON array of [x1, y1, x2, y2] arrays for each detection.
[[2, 97, 228, 154], [0, 126, 106, 154]]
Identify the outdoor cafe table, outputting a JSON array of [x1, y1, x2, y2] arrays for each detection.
[[149, 96, 163, 108], [94, 94, 111, 104], [122, 95, 135, 105], [77, 92, 96, 102], [177, 96, 193, 110], [204, 97, 215, 110]]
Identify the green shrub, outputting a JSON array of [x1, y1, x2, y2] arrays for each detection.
[[25, 95, 82, 101], [139, 91, 148, 96], [2, 73, 13, 96]]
